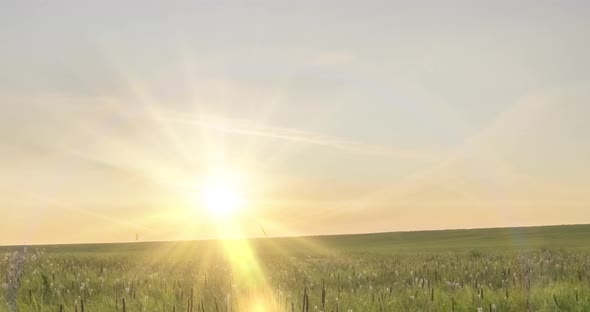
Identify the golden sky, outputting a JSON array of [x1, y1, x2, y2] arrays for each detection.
[[1, 2, 590, 244]]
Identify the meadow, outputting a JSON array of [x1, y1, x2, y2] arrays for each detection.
[[2, 224, 590, 311]]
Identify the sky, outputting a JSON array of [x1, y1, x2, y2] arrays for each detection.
[[1, 1, 590, 245]]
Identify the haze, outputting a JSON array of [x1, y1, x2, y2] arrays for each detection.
[[1, 1, 589, 245]]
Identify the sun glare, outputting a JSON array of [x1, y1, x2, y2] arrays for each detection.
[[200, 174, 244, 218]]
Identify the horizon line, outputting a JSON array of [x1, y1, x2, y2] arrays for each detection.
[[1, 222, 587, 249]]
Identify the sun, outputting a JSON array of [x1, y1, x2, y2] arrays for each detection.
[[200, 174, 244, 218]]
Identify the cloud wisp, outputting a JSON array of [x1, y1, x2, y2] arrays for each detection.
[[156, 115, 435, 162]]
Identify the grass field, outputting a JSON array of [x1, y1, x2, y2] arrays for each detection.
[[2, 224, 590, 311]]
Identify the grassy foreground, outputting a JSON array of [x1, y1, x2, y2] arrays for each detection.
[[2, 224, 590, 311]]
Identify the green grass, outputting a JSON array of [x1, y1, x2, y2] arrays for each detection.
[[2, 224, 590, 311], [4, 223, 590, 255]]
